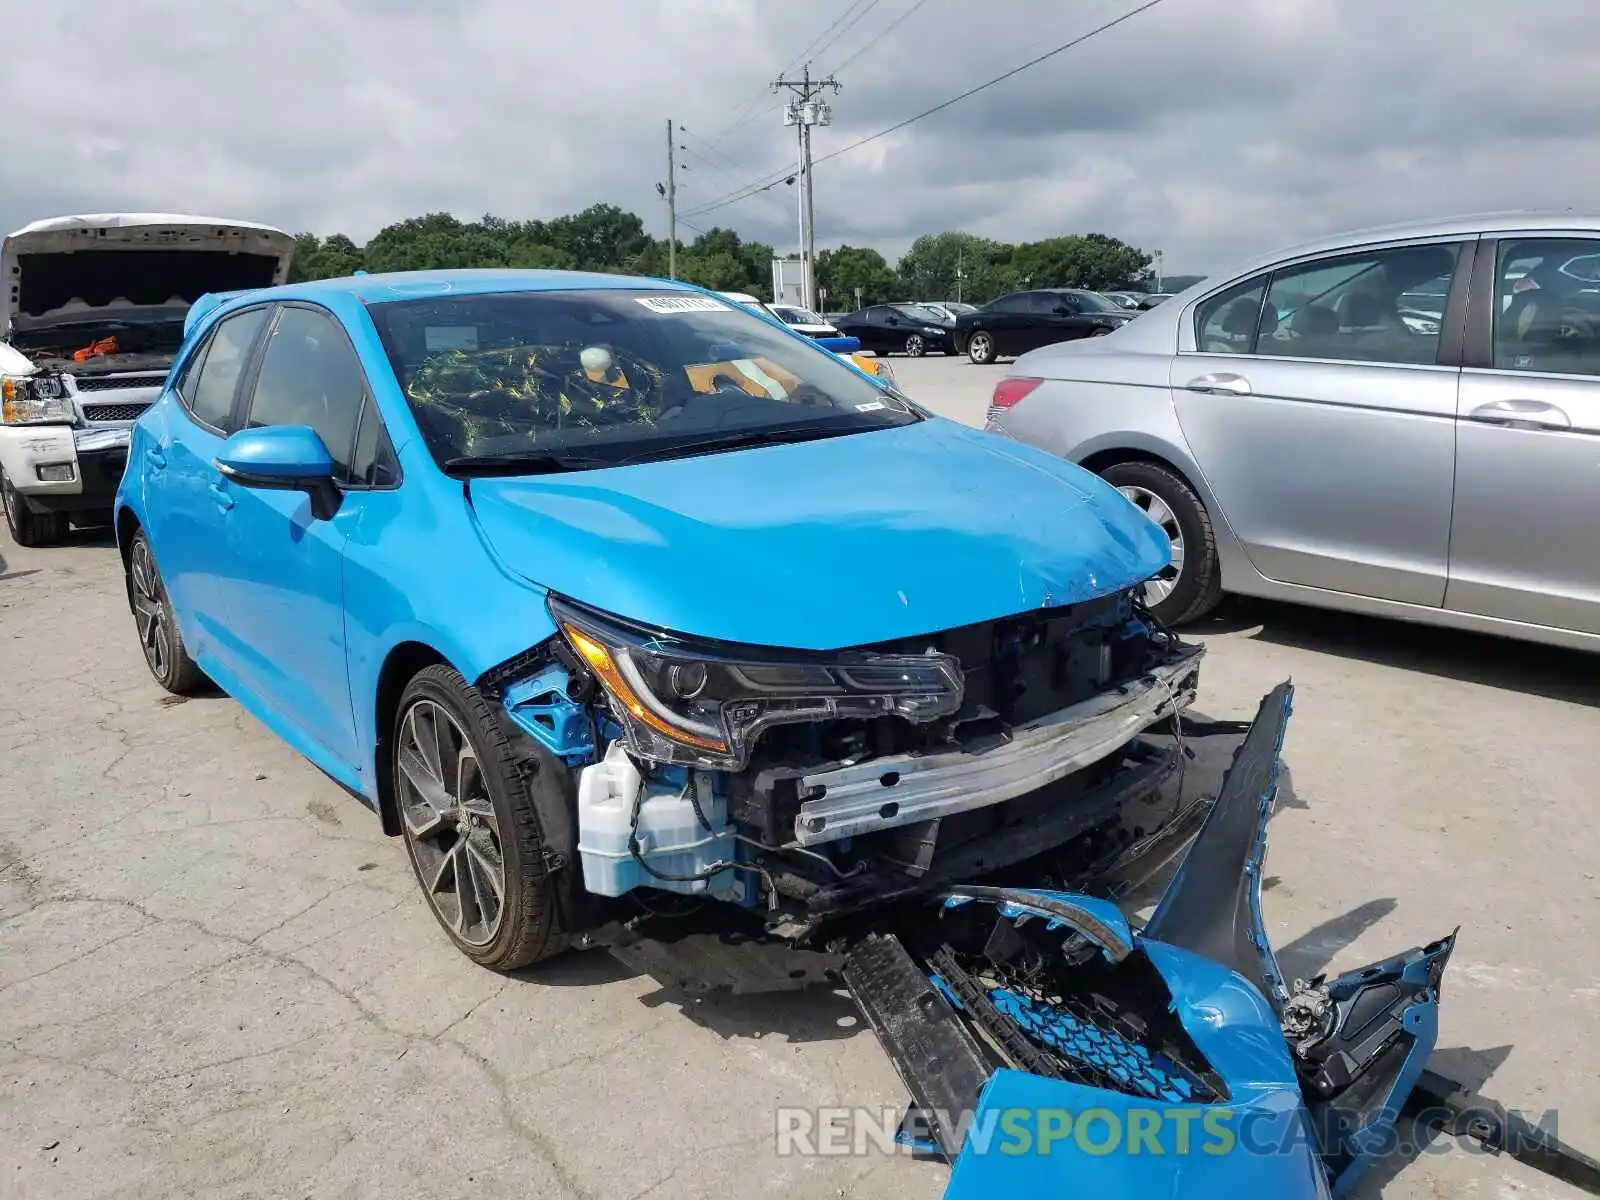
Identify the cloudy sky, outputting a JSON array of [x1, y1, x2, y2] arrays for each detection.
[[4, 0, 1596, 273]]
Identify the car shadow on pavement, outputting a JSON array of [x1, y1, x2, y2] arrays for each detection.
[[1192, 598, 1599, 708], [1353, 1043, 1517, 1199]]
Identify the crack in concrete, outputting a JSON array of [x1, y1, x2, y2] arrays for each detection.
[[4, 892, 594, 1199]]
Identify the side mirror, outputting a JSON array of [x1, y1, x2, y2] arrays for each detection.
[[215, 425, 341, 520]]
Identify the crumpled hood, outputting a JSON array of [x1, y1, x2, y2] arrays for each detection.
[[466, 418, 1170, 650]]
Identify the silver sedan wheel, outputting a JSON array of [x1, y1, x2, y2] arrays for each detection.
[[129, 539, 171, 679], [397, 699, 505, 947], [1118, 484, 1185, 606]]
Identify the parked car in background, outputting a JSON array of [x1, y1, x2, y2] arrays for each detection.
[[1135, 293, 1174, 310], [833, 303, 956, 357], [984, 212, 1600, 652], [0, 213, 293, 545], [1100, 291, 1144, 310], [717, 292, 898, 386], [766, 303, 840, 339], [115, 268, 1198, 971], [953, 289, 1134, 364]]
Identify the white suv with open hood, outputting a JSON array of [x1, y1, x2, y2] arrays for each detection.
[[0, 213, 294, 545]]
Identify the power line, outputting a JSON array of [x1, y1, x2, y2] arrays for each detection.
[[685, 0, 1169, 219], [814, 0, 1167, 168], [783, 0, 878, 75], [803, 0, 886, 68], [679, 164, 797, 220], [678, 126, 753, 176], [827, 0, 934, 76], [702, 0, 874, 144]]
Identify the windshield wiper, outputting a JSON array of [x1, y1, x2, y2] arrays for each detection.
[[616, 422, 866, 466], [443, 450, 618, 476]]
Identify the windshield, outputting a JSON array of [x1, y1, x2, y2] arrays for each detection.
[[367, 289, 919, 472], [891, 304, 948, 324], [775, 306, 827, 325], [1071, 291, 1121, 313]]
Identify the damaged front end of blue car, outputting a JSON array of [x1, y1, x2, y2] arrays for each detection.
[[847, 683, 1468, 1199]]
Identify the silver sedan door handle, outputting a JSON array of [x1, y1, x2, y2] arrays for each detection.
[[1467, 399, 1571, 429], [1184, 373, 1252, 395]]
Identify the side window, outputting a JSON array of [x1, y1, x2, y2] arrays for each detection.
[[244, 307, 370, 479], [1195, 275, 1269, 354], [1492, 237, 1600, 377], [866, 305, 892, 322], [348, 398, 400, 488], [173, 339, 210, 401], [990, 293, 1027, 313], [185, 307, 269, 431], [1256, 242, 1464, 366]]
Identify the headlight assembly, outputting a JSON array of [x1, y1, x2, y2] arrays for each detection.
[[549, 597, 963, 770], [1, 374, 73, 425]]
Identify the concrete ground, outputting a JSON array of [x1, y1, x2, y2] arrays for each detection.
[[2, 353, 1595, 1199]]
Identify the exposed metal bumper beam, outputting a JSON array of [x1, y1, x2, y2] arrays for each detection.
[[792, 646, 1204, 846]]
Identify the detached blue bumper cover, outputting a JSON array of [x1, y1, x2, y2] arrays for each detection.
[[932, 683, 1449, 1199], [946, 1069, 1330, 1199]]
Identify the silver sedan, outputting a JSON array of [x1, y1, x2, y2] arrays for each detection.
[[985, 212, 1600, 653]]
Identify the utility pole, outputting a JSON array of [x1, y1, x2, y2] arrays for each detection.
[[665, 119, 677, 279], [774, 65, 839, 312]]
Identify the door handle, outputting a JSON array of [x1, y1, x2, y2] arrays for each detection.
[[1467, 399, 1571, 429], [146, 448, 167, 470], [208, 479, 235, 511], [1184, 373, 1252, 395]]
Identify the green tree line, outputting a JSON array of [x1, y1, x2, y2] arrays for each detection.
[[289, 207, 1178, 309]]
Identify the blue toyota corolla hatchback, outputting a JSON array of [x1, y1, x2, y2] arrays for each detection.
[[116, 270, 1199, 972]]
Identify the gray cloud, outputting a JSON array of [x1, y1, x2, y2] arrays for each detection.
[[2, 0, 1595, 275]]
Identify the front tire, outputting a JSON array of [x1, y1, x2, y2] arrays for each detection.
[[1, 468, 68, 547], [394, 664, 571, 972], [1100, 461, 1223, 626], [127, 531, 207, 694], [967, 331, 997, 364]]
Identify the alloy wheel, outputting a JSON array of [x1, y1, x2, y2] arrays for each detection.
[[397, 699, 506, 947], [129, 540, 172, 679], [905, 334, 925, 357], [969, 333, 994, 363], [1117, 485, 1186, 606]]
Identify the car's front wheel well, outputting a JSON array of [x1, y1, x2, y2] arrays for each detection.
[[115, 507, 141, 569], [372, 641, 449, 836], [1078, 447, 1193, 485]]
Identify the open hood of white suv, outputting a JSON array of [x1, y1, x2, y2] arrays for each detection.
[[1, 213, 295, 338]]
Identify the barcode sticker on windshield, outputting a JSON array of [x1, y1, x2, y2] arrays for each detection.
[[635, 295, 729, 314], [855, 401, 887, 412]]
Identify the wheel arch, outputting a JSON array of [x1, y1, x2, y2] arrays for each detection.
[[115, 504, 142, 569], [1079, 445, 1196, 482], [371, 640, 451, 836]]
